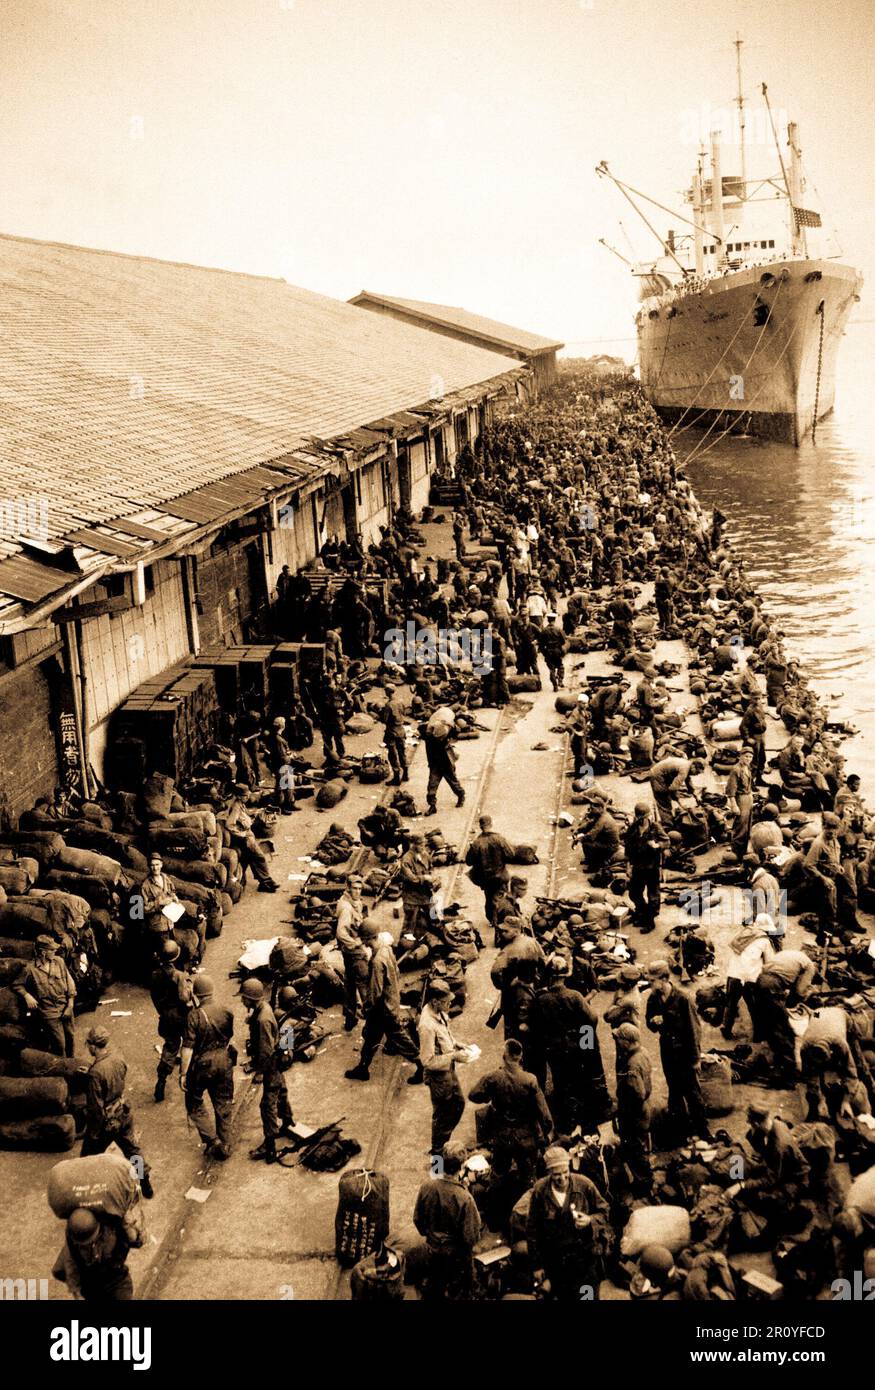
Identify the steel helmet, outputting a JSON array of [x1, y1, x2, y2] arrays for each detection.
[[192, 975, 215, 1000], [240, 979, 264, 1003], [639, 1244, 675, 1280], [161, 939, 181, 962], [276, 986, 298, 1011], [67, 1208, 100, 1244]]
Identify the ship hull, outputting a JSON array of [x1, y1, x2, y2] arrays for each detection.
[[637, 259, 862, 445]]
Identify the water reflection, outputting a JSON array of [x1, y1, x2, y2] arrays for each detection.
[[684, 320, 875, 769]]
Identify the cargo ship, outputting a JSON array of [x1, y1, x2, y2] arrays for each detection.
[[597, 42, 862, 445]]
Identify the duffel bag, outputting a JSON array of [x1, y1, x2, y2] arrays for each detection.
[[269, 938, 311, 979], [621, 1204, 691, 1258], [335, 1168, 390, 1267], [711, 716, 743, 741], [554, 694, 577, 713], [699, 1054, 734, 1116], [43, 871, 114, 909], [55, 846, 121, 885], [509, 844, 539, 865], [48, 1147, 138, 1218], [0, 1023, 27, 1060], [0, 902, 54, 938], [507, 674, 542, 693], [0, 1075, 68, 1119], [147, 825, 208, 858], [359, 755, 389, 784], [19, 1049, 89, 1090], [161, 855, 226, 889], [142, 773, 175, 820], [0, 867, 32, 895], [0, 937, 33, 959], [316, 779, 348, 810], [0, 1114, 77, 1152], [0, 986, 23, 1023], [349, 1246, 405, 1301]]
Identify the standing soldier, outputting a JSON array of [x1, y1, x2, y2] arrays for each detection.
[[468, 1039, 552, 1188], [465, 814, 515, 927], [180, 975, 235, 1161], [623, 802, 670, 933], [538, 613, 567, 691], [418, 980, 469, 1154], [530, 955, 612, 1134], [138, 853, 182, 947], [413, 1143, 482, 1301], [740, 693, 768, 783], [335, 873, 369, 1031], [149, 938, 193, 1101], [240, 979, 296, 1163], [80, 1026, 153, 1198], [399, 833, 438, 936], [267, 716, 298, 814], [725, 748, 755, 860], [344, 923, 423, 1083], [645, 961, 710, 1140], [222, 784, 281, 892], [423, 713, 465, 814], [381, 684, 409, 785], [612, 1023, 653, 1193], [15, 934, 77, 1056]]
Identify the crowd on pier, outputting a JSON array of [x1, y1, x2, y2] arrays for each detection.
[[8, 368, 875, 1302]]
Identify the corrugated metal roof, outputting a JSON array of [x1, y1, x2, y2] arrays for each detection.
[[0, 234, 523, 621], [350, 291, 564, 354]]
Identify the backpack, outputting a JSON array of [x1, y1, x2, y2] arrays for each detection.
[[335, 1168, 391, 1266]]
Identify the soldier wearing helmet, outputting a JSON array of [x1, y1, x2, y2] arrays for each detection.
[[80, 1026, 152, 1199], [58, 1207, 134, 1303], [180, 976, 235, 1160], [240, 978, 296, 1162], [149, 937, 194, 1102]]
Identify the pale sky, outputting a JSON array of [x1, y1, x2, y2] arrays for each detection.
[[3, 0, 874, 359]]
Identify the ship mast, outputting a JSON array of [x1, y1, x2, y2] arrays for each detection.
[[735, 35, 747, 197]]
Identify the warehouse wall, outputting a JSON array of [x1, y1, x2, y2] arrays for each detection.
[[410, 438, 430, 513], [79, 559, 189, 780], [358, 458, 389, 544], [0, 657, 61, 823]]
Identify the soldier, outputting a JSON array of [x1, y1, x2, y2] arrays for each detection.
[[267, 716, 298, 813], [14, 933, 76, 1056], [526, 1145, 611, 1301], [399, 833, 437, 936], [612, 1023, 652, 1193], [412, 1142, 481, 1302], [645, 961, 710, 1140], [381, 684, 409, 785], [222, 784, 281, 891], [240, 979, 296, 1163], [80, 1026, 153, 1198], [149, 938, 193, 1101], [418, 980, 468, 1154], [465, 814, 515, 926], [180, 975, 235, 1161], [423, 713, 465, 814], [623, 801, 670, 933], [138, 853, 181, 946], [538, 613, 567, 691], [529, 955, 612, 1134], [344, 923, 423, 1083], [468, 1039, 552, 1186], [57, 1208, 135, 1303], [335, 873, 368, 1031]]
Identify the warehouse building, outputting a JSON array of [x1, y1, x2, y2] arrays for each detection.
[[0, 234, 526, 819], [349, 291, 564, 395]]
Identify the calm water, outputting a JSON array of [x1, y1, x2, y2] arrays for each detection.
[[683, 318, 875, 783]]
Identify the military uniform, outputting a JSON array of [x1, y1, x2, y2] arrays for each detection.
[[526, 1173, 610, 1301], [645, 983, 708, 1136], [468, 1057, 551, 1183], [58, 1218, 133, 1302], [15, 953, 76, 1056], [80, 1046, 150, 1186], [413, 1173, 481, 1301], [530, 981, 612, 1133], [418, 1001, 465, 1152], [615, 1044, 652, 1190], [248, 999, 294, 1142], [183, 1000, 235, 1152], [149, 960, 192, 1090]]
